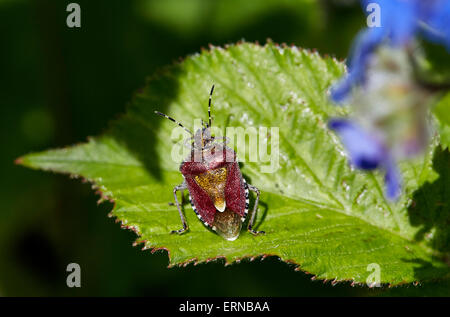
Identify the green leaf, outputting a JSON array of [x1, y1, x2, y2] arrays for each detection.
[[434, 92, 450, 150], [414, 40, 450, 150], [417, 41, 450, 85], [18, 42, 450, 285], [137, 0, 321, 37]]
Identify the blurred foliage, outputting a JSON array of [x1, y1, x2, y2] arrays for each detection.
[[417, 41, 450, 86], [434, 93, 450, 150], [1, 0, 448, 296], [136, 0, 321, 39]]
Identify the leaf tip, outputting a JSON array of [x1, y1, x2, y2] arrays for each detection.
[[14, 156, 24, 166]]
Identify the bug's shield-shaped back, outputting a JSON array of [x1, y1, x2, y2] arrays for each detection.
[[194, 167, 227, 212], [185, 161, 246, 241]]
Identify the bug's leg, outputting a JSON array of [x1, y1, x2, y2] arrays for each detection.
[[247, 184, 265, 236], [171, 181, 189, 235]]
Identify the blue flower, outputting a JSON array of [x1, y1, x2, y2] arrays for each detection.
[[326, 1, 449, 201], [331, 0, 450, 103], [419, 0, 450, 50], [328, 119, 401, 200]]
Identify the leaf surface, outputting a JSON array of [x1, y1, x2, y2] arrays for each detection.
[[19, 43, 450, 285]]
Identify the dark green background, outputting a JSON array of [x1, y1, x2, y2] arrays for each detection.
[[1, 0, 446, 296]]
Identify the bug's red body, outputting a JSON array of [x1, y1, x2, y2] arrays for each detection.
[[181, 147, 248, 240], [155, 85, 263, 240]]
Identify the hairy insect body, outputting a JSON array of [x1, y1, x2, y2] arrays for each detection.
[[155, 85, 264, 240], [181, 145, 247, 240]]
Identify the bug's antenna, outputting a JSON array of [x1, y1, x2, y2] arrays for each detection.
[[208, 85, 215, 128], [154, 111, 193, 135]]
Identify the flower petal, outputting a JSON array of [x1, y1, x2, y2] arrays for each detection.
[[329, 119, 403, 201], [383, 157, 402, 200], [328, 119, 385, 170], [330, 28, 384, 103], [419, 0, 450, 50], [331, 0, 421, 103], [374, 0, 419, 47]]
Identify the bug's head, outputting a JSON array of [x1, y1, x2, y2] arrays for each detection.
[[155, 84, 223, 154], [192, 124, 219, 151]]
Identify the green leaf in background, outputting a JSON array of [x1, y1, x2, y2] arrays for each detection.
[[137, 0, 321, 38], [418, 41, 450, 86], [433, 92, 450, 150], [18, 42, 450, 285]]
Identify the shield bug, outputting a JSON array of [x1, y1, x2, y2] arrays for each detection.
[[155, 85, 265, 241]]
